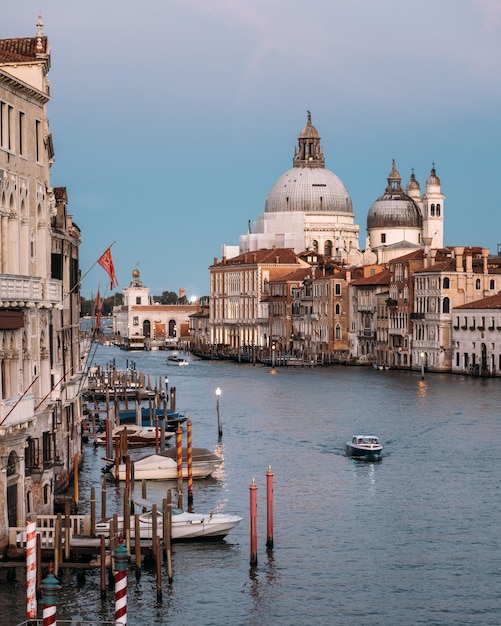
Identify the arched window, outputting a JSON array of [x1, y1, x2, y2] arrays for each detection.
[[168, 319, 177, 337], [443, 277, 450, 289], [335, 325, 341, 340], [430, 204, 435, 216], [475, 278, 481, 290], [443, 297, 450, 314], [490, 279, 495, 290], [335, 304, 340, 315], [324, 240, 333, 257], [436, 204, 441, 216]]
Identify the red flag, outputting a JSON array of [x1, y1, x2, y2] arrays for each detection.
[[97, 247, 118, 290], [95, 287, 102, 331]]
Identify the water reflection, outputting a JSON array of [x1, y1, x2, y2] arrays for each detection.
[[417, 378, 428, 397]]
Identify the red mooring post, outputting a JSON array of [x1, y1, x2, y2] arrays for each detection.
[[40, 562, 61, 626], [249, 479, 258, 566], [266, 465, 274, 549], [114, 535, 129, 625], [187, 418, 193, 507], [175, 425, 183, 509]]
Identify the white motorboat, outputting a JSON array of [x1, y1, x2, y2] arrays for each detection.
[[95, 425, 174, 446], [110, 447, 223, 481], [346, 435, 383, 460], [166, 355, 189, 366], [95, 507, 241, 541]]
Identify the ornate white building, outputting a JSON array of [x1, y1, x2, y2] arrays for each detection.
[[225, 113, 360, 263], [367, 160, 445, 263]]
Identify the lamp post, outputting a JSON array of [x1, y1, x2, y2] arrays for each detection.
[[215, 387, 222, 438], [271, 342, 276, 368], [420, 352, 425, 379]]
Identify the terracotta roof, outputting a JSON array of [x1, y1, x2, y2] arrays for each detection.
[[351, 269, 391, 286], [0, 37, 48, 63], [271, 268, 312, 282], [454, 292, 501, 310], [212, 247, 303, 267]]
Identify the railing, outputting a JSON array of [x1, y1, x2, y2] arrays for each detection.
[[9, 515, 91, 549]]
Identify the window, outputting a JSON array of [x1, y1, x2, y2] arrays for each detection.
[[35, 119, 42, 162], [475, 279, 481, 290], [436, 204, 441, 216], [490, 279, 495, 290], [18, 111, 26, 156], [133, 316, 139, 326], [335, 283, 341, 296], [136, 296, 142, 305], [335, 304, 340, 315], [430, 204, 435, 216], [443, 297, 450, 314], [381, 233, 386, 244], [443, 277, 450, 289]]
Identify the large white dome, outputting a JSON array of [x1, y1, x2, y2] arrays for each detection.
[[264, 167, 353, 214]]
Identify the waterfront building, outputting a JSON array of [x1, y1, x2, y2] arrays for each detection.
[[350, 268, 390, 364], [112, 268, 198, 349], [209, 247, 310, 353], [0, 18, 84, 547], [452, 292, 501, 376], [413, 246, 501, 373]]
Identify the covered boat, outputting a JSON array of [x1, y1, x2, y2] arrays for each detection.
[[346, 435, 383, 460], [111, 447, 223, 481], [95, 425, 174, 446]]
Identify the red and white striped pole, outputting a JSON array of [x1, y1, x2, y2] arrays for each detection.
[[26, 519, 37, 621], [40, 562, 61, 626], [114, 535, 129, 625], [175, 425, 183, 509], [187, 418, 193, 507]]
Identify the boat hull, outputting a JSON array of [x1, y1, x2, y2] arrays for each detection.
[[346, 444, 382, 460], [96, 510, 241, 541]]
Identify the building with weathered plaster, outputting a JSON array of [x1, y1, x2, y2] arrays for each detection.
[[452, 292, 501, 376], [0, 18, 84, 547]]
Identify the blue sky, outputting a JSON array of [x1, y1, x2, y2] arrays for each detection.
[[3, 1, 501, 299]]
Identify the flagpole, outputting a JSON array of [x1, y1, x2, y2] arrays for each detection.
[[63, 241, 116, 300]]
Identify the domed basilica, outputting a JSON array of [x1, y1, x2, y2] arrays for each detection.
[[222, 113, 444, 265]]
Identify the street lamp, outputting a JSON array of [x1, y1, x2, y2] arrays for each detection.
[[271, 342, 276, 368], [215, 387, 222, 438], [420, 352, 425, 379]]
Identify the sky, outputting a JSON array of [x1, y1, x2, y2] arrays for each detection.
[[3, 1, 501, 299]]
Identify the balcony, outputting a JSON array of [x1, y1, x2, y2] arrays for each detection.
[[410, 313, 425, 320], [0, 276, 62, 306]]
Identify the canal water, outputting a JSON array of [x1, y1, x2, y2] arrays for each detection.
[[3, 344, 501, 625]]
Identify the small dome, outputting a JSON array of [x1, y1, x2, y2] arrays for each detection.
[[406, 170, 420, 192], [426, 164, 441, 187], [299, 111, 320, 139], [367, 160, 422, 229], [265, 167, 353, 214]]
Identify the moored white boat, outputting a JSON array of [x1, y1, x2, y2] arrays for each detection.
[[95, 507, 241, 541], [111, 447, 223, 480], [346, 435, 383, 459], [95, 425, 174, 446]]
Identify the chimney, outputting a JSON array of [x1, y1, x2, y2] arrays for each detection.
[[455, 247, 464, 273], [423, 237, 432, 268], [465, 253, 473, 273], [482, 248, 489, 274]]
